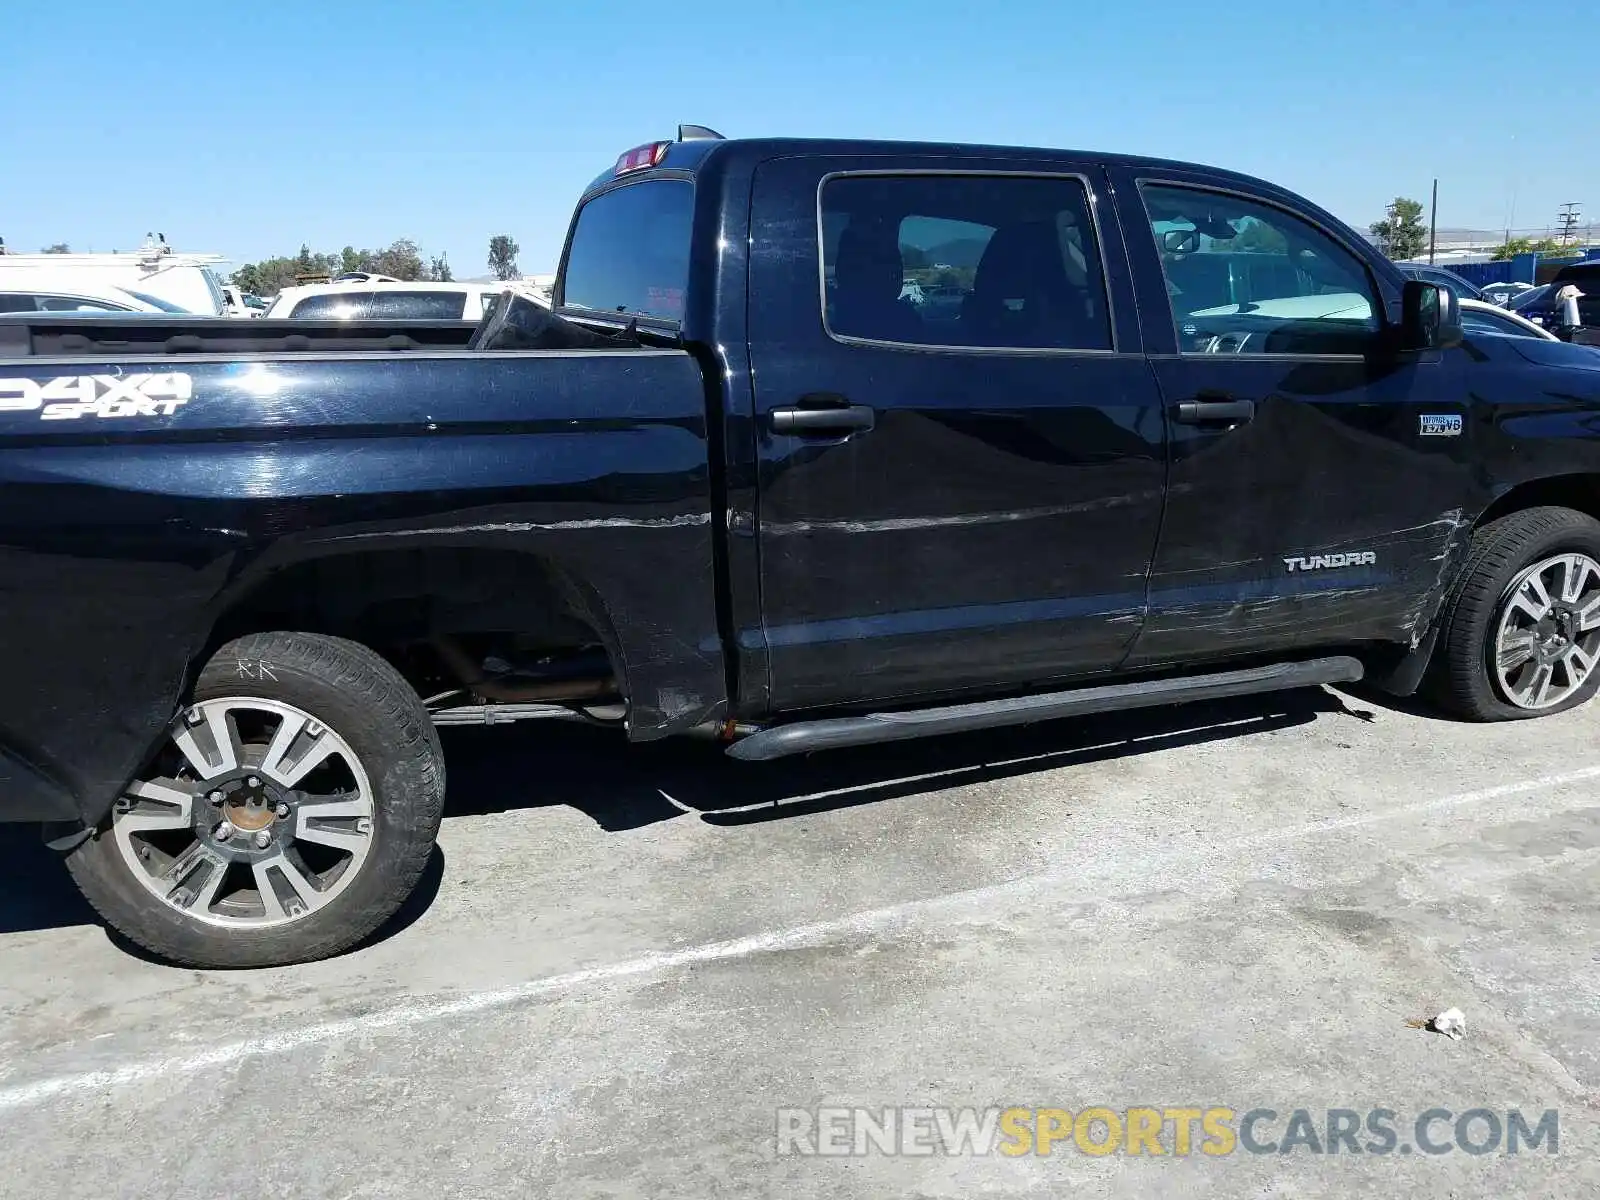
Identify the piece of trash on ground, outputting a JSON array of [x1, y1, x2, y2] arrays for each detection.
[[1427, 1007, 1466, 1040]]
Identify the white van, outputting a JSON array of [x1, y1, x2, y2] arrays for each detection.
[[0, 238, 227, 314], [266, 281, 511, 321]]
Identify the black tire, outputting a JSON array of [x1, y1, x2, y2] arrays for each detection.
[[68, 632, 444, 968], [1426, 506, 1600, 721]]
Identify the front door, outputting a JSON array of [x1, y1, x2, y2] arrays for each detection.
[[1109, 170, 1476, 668], [747, 155, 1166, 712]]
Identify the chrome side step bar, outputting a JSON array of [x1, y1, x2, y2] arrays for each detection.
[[726, 656, 1364, 762]]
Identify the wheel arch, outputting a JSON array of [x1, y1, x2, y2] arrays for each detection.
[[194, 543, 634, 713], [1473, 474, 1600, 532]]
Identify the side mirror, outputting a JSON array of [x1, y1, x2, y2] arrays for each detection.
[[1162, 228, 1199, 256], [1401, 280, 1463, 350]]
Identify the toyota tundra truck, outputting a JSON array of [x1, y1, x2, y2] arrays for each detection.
[[4, 127, 1600, 968]]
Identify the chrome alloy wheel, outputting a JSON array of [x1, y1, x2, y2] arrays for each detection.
[[111, 697, 375, 928], [1492, 553, 1600, 711]]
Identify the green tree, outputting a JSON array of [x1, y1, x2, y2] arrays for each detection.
[[429, 253, 453, 282], [1369, 197, 1428, 261], [1492, 236, 1568, 261], [488, 234, 520, 281], [41, 243, 70, 253], [369, 238, 424, 280], [230, 263, 264, 295]]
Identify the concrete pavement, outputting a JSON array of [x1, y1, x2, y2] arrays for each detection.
[[0, 686, 1595, 1197]]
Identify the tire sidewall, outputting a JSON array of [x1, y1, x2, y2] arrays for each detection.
[[69, 634, 442, 968], [1458, 518, 1600, 720]]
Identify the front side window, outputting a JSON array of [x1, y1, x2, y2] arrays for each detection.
[[562, 180, 693, 321], [820, 174, 1112, 351], [1142, 184, 1380, 355]]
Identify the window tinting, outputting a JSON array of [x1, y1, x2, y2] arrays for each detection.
[[366, 291, 467, 319], [0, 295, 36, 313], [820, 174, 1112, 350], [562, 180, 693, 321], [1143, 184, 1379, 355]]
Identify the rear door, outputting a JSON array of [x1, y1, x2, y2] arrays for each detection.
[[746, 154, 1166, 712], [1109, 168, 1475, 667]]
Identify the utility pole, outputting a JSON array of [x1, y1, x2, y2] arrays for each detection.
[[1428, 179, 1438, 265], [1558, 202, 1581, 246]]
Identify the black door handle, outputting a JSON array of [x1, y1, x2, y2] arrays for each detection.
[[770, 404, 876, 435], [1174, 398, 1256, 424]]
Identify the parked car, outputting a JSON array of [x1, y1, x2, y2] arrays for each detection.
[[1458, 298, 1558, 341], [8, 129, 1600, 969], [1509, 284, 1553, 320], [1508, 263, 1600, 342], [0, 275, 192, 314], [1396, 263, 1485, 302], [266, 281, 507, 321], [219, 284, 269, 318], [1480, 281, 1536, 307]]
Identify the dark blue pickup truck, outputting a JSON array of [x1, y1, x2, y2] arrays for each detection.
[[5, 128, 1600, 967]]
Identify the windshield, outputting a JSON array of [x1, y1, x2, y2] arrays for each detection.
[[561, 180, 693, 321], [120, 289, 190, 313], [1511, 285, 1550, 312]]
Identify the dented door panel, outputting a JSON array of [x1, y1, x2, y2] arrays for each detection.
[[1131, 355, 1477, 666]]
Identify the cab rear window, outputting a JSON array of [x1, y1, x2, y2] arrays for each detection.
[[561, 180, 693, 322]]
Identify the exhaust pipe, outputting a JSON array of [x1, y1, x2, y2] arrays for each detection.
[[431, 636, 618, 704]]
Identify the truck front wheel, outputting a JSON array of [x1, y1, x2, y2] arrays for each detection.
[[68, 632, 445, 968], [1428, 506, 1600, 720]]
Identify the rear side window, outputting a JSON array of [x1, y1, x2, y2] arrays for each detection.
[[366, 291, 467, 319], [0, 295, 36, 313], [561, 180, 693, 321], [819, 174, 1112, 351]]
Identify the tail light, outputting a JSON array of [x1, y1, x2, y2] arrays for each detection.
[[615, 142, 671, 176]]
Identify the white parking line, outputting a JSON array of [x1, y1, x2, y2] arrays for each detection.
[[3, 762, 1598, 1112]]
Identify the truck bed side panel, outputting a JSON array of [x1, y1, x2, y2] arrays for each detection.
[[0, 351, 721, 825]]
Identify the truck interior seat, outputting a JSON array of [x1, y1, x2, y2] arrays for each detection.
[[963, 223, 1102, 349], [831, 221, 923, 343]]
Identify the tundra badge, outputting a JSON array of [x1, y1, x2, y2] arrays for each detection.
[[1283, 551, 1377, 573]]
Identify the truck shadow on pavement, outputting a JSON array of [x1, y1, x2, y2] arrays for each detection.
[[442, 684, 1376, 832], [0, 685, 1372, 943]]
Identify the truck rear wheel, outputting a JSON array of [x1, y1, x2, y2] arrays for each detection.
[[68, 632, 444, 969], [1427, 506, 1600, 721]]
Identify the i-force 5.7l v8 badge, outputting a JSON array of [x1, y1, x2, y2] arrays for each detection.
[[0, 373, 193, 420]]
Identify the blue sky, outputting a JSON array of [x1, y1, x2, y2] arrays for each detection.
[[0, 0, 1590, 277]]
